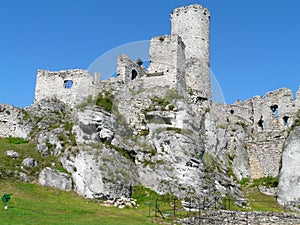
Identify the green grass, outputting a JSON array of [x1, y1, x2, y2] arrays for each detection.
[[0, 138, 65, 179], [251, 176, 279, 188], [245, 188, 283, 212], [225, 187, 284, 212], [0, 181, 161, 225], [7, 137, 29, 145]]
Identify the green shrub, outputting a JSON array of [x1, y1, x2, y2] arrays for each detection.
[[252, 176, 279, 187], [139, 129, 149, 136], [240, 178, 250, 187], [7, 137, 29, 144], [76, 95, 95, 110], [96, 91, 113, 112]]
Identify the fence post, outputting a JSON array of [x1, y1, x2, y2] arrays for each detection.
[[215, 196, 217, 209], [173, 197, 176, 217]]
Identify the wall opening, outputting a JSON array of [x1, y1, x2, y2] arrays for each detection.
[[131, 69, 138, 80], [230, 109, 234, 115], [258, 116, 264, 130], [64, 80, 73, 89], [283, 116, 289, 126], [270, 104, 278, 118]]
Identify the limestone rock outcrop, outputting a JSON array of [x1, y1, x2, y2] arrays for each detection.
[[277, 127, 300, 208], [38, 167, 72, 191], [22, 158, 38, 167]]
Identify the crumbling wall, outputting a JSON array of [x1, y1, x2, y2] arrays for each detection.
[[34, 69, 94, 106], [212, 87, 300, 180], [148, 34, 186, 95], [117, 54, 146, 84]]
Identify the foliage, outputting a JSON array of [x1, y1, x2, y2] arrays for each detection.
[[251, 176, 279, 187], [7, 137, 29, 144], [239, 178, 250, 187], [139, 129, 149, 136], [152, 96, 170, 109], [290, 110, 300, 131], [21, 109, 31, 121], [104, 141, 135, 162], [202, 153, 218, 173], [154, 127, 182, 134], [76, 95, 95, 110], [136, 58, 143, 66], [235, 121, 248, 129], [166, 127, 182, 133], [164, 89, 184, 101], [158, 36, 165, 41], [96, 91, 113, 112]]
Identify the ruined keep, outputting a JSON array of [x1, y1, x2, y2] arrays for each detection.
[[34, 4, 211, 106]]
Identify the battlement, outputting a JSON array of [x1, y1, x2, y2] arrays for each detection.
[[172, 4, 210, 19]]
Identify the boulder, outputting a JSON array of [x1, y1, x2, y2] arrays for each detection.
[[277, 127, 300, 207], [22, 158, 38, 167], [16, 171, 30, 182], [6, 150, 19, 158], [38, 167, 72, 191], [98, 128, 114, 142]]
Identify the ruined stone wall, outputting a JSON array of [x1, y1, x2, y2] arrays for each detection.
[[179, 210, 300, 225], [148, 34, 186, 95], [171, 4, 211, 99], [117, 54, 146, 85], [242, 88, 299, 179], [34, 69, 94, 107], [212, 87, 300, 180]]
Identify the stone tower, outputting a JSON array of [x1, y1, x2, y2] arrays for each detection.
[[171, 4, 211, 100]]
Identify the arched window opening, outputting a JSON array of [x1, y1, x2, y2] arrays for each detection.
[[230, 109, 234, 115], [270, 105, 278, 118], [283, 116, 289, 126], [64, 80, 73, 89], [131, 69, 138, 80]]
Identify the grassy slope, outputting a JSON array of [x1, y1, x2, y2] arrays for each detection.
[[0, 138, 162, 224], [0, 137, 65, 178], [0, 181, 160, 225]]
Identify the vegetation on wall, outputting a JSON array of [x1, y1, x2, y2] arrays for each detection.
[[96, 91, 113, 112], [76, 91, 114, 113], [290, 110, 300, 131]]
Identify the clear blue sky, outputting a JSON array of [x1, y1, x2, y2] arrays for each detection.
[[1, 0, 300, 107]]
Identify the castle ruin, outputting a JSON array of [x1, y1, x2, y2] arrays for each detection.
[[34, 4, 211, 106], [31, 4, 300, 181]]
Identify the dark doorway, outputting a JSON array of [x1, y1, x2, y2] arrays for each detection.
[[131, 69, 138, 80]]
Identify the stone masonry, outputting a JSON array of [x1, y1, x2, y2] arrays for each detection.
[[212, 87, 300, 180], [179, 210, 300, 225]]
